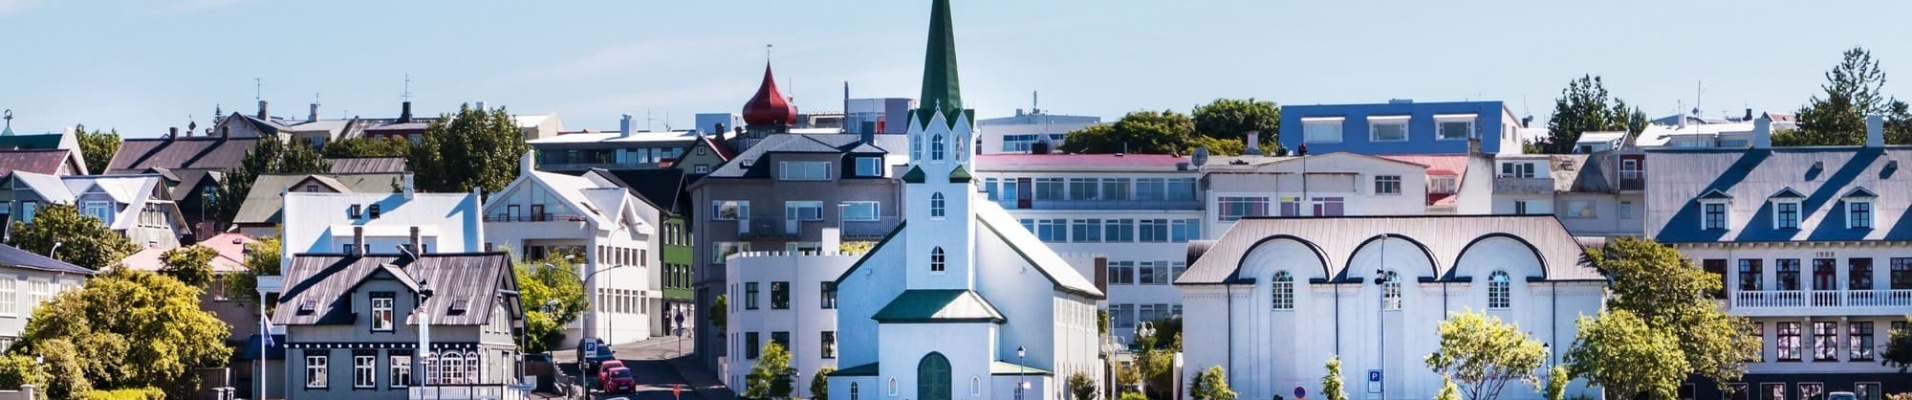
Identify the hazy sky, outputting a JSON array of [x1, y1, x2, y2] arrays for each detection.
[[2, 0, 1909, 137]]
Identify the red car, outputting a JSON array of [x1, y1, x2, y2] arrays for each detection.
[[599, 367, 636, 394], [596, 359, 626, 382]]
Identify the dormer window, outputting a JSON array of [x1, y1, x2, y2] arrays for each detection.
[[1770, 188, 1804, 230], [349, 205, 363, 218], [1369, 116, 1409, 142], [371, 292, 395, 332], [1698, 189, 1733, 231], [1434, 114, 1476, 140], [1845, 187, 1878, 229], [855, 157, 883, 177]]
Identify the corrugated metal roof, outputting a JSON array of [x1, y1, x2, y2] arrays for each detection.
[[105, 137, 260, 174], [704, 134, 908, 178], [989, 361, 1051, 376], [275, 253, 517, 326], [1646, 147, 1912, 243], [871, 289, 1005, 323], [327, 157, 408, 174], [233, 173, 407, 224], [974, 200, 1104, 298], [0, 243, 94, 275], [1177, 215, 1604, 284], [0, 149, 75, 179]]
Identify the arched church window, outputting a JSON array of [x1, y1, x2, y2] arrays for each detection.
[[931, 134, 946, 161], [1271, 271, 1294, 310], [1382, 270, 1402, 310], [930, 192, 946, 219], [912, 136, 923, 161], [1488, 270, 1511, 309], [931, 247, 947, 272]]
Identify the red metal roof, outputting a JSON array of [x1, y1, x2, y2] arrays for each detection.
[[1379, 155, 1472, 207], [742, 63, 797, 128], [0, 149, 74, 178]]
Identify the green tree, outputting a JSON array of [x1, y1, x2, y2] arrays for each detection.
[[1069, 370, 1099, 400], [322, 136, 413, 158], [222, 236, 281, 310], [1322, 357, 1349, 400], [12, 269, 232, 398], [1586, 237, 1759, 387], [1540, 366, 1568, 400], [408, 104, 531, 194], [1115, 362, 1142, 395], [158, 245, 218, 288], [812, 367, 834, 400], [209, 138, 330, 230], [1780, 47, 1912, 146], [1060, 110, 1196, 155], [0, 354, 45, 395], [1884, 315, 1912, 372], [1098, 310, 1109, 336], [1537, 75, 1644, 154], [76, 127, 121, 175], [1425, 310, 1548, 400], [711, 295, 729, 333], [5, 203, 139, 271], [1190, 366, 1236, 400], [1121, 393, 1150, 400], [1563, 310, 1688, 400], [1193, 98, 1283, 154], [1435, 375, 1462, 400], [745, 342, 794, 400], [516, 253, 586, 353]]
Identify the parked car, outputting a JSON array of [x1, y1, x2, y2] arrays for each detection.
[[599, 367, 636, 394], [1829, 392, 1857, 400], [596, 359, 627, 383]]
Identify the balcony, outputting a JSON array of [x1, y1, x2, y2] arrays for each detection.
[[1729, 289, 1912, 317], [1492, 176, 1554, 195], [737, 217, 800, 239], [839, 216, 903, 239], [999, 199, 1202, 211], [485, 213, 588, 223]]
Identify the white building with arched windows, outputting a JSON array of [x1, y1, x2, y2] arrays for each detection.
[[1175, 215, 1606, 400]]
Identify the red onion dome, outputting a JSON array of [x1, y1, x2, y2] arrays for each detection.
[[742, 63, 797, 127]]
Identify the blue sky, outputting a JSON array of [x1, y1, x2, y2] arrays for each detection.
[[2, 0, 1909, 138]]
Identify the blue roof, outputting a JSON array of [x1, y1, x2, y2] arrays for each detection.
[[1647, 147, 1912, 243], [0, 244, 95, 275]]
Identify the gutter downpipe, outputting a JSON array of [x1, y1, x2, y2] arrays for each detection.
[[1225, 282, 1235, 378], [1334, 279, 1341, 355], [1551, 280, 1559, 368]]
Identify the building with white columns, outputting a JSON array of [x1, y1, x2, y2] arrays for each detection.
[[1175, 215, 1606, 400]]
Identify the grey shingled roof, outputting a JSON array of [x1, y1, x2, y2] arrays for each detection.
[[1176, 215, 1605, 284], [233, 173, 406, 224], [274, 253, 518, 326], [704, 133, 908, 179], [0, 243, 94, 275], [105, 137, 261, 174], [1646, 147, 1912, 243]]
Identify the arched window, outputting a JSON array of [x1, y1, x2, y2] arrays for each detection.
[[466, 351, 481, 384], [888, 378, 898, 396], [931, 134, 946, 161], [851, 382, 860, 400], [1488, 270, 1511, 309], [930, 192, 946, 219], [971, 376, 981, 396], [930, 247, 947, 272], [440, 352, 463, 384], [1271, 271, 1295, 310], [1381, 270, 1402, 310]]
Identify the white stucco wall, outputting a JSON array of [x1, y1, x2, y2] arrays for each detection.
[[723, 252, 857, 397]]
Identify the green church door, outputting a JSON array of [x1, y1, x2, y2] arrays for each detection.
[[917, 352, 952, 400]]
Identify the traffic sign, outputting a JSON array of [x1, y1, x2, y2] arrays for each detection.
[[1367, 369, 1383, 393], [1295, 386, 1307, 399], [583, 341, 600, 358]]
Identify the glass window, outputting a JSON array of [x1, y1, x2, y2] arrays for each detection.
[[780, 161, 831, 181], [0, 279, 13, 317], [1777, 259, 1801, 291], [1105, 219, 1135, 242], [930, 134, 945, 161], [1037, 219, 1066, 242], [1739, 260, 1764, 291], [1374, 175, 1402, 195], [841, 201, 880, 222], [821, 331, 837, 359], [930, 247, 946, 272], [1749, 322, 1765, 362], [1134, 178, 1166, 201], [770, 282, 789, 310], [390, 355, 411, 387], [1171, 219, 1201, 242], [745, 332, 760, 359], [1857, 383, 1882, 400], [1217, 196, 1269, 222], [1429, 176, 1457, 194], [1071, 219, 1103, 243], [1034, 178, 1064, 200], [1776, 322, 1802, 361], [1891, 258, 1912, 290], [1139, 219, 1169, 243], [1850, 322, 1875, 361], [930, 193, 946, 219], [1437, 120, 1473, 140], [306, 353, 329, 388], [1702, 259, 1728, 299], [1763, 384, 1786, 400], [1567, 201, 1596, 219], [1801, 383, 1824, 400], [1271, 271, 1294, 310], [1101, 178, 1131, 201], [82, 201, 113, 223], [1304, 119, 1343, 143], [786, 201, 823, 221], [1488, 271, 1511, 309], [1068, 178, 1099, 200], [711, 200, 749, 221], [1167, 178, 1197, 201], [856, 157, 883, 177], [745, 283, 759, 310], [1110, 303, 1135, 328], [1108, 261, 1135, 285], [1813, 321, 1839, 361], [1851, 258, 1874, 290], [1703, 203, 1728, 230], [1620, 201, 1635, 219], [1775, 202, 1801, 230], [1850, 200, 1873, 228], [1313, 197, 1346, 216], [371, 294, 395, 331], [1382, 271, 1402, 309], [820, 282, 837, 309], [354, 355, 376, 388]]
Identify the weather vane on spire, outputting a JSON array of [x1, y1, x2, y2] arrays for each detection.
[[766, 43, 773, 62], [3, 109, 11, 130]]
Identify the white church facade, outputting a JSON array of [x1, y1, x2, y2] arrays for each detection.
[[827, 1, 1105, 399], [1175, 215, 1607, 400]]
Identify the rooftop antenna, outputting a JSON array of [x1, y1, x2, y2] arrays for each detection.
[[1693, 81, 1704, 119], [254, 78, 263, 102], [402, 74, 414, 102], [647, 109, 655, 131], [1032, 91, 1039, 114]]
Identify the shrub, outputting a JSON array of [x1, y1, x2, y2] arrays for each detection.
[[80, 387, 166, 400], [1120, 393, 1149, 400]]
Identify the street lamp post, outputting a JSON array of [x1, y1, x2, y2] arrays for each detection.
[[1370, 234, 1391, 400], [544, 259, 626, 344], [1016, 346, 1027, 400], [46, 242, 62, 261], [1134, 322, 1154, 396]]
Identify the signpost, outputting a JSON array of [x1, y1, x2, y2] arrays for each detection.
[[1296, 386, 1307, 400], [1367, 369, 1383, 394]]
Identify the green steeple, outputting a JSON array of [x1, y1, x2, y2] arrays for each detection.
[[917, 0, 962, 126]]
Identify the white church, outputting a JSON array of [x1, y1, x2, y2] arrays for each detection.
[[827, 1, 1106, 399]]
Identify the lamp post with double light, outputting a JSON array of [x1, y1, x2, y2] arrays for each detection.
[[542, 255, 625, 344], [1370, 234, 1392, 400], [1017, 346, 1027, 400]]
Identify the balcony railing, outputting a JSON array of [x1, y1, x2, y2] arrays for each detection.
[[485, 213, 588, 223], [998, 199, 1202, 211], [737, 217, 799, 239], [1729, 289, 1912, 316], [1492, 176, 1555, 195], [839, 216, 903, 239], [408, 384, 533, 400]]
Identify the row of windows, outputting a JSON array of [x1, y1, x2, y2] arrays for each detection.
[[0, 278, 74, 318], [732, 281, 839, 311], [1105, 261, 1186, 286], [538, 147, 685, 166], [709, 201, 887, 222], [1108, 303, 1182, 330], [734, 330, 837, 360], [1260, 270, 1514, 310], [1752, 321, 1904, 363], [1301, 115, 1483, 144], [983, 177, 1199, 203], [1019, 218, 1202, 244], [910, 133, 965, 162], [1218, 196, 1348, 221], [1719, 257, 1912, 292], [1717, 382, 1885, 400], [304, 350, 484, 389], [1701, 198, 1877, 231]]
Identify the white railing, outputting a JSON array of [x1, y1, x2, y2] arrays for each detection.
[[1732, 289, 1912, 309], [408, 384, 533, 400]]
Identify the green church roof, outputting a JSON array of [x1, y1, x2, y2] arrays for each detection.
[[902, 165, 927, 183], [872, 289, 1005, 324], [947, 165, 972, 183], [916, 0, 965, 129]]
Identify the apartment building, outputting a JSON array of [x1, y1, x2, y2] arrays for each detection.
[[1278, 99, 1526, 156], [1202, 152, 1433, 235], [484, 159, 658, 345]]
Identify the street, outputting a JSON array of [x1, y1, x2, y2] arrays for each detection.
[[542, 335, 730, 400]]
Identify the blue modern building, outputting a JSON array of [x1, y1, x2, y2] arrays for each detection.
[[1278, 99, 1526, 155]]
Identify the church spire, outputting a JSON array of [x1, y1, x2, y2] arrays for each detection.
[[919, 0, 962, 121]]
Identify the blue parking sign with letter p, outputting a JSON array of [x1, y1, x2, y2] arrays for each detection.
[[1368, 370, 1382, 382]]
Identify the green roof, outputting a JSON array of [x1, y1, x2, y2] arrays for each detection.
[[0, 134, 62, 150], [833, 362, 881, 377], [917, 0, 962, 129], [990, 361, 1051, 376], [902, 165, 927, 184], [948, 165, 972, 183], [872, 289, 1004, 324]]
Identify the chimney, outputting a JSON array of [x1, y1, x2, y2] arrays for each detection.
[[399, 101, 413, 123], [309, 103, 320, 122], [257, 100, 269, 120], [475, 101, 487, 112], [352, 226, 366, 256], [1244, 131, 1263, 156], [1744, 108, 1754, 121], [714, 123, 726, 138], [168, 127, 178, 139], [409, 226, 423, 255], [521, 149, 537, 174], [1753, 114, 1773, 149], [1521, 115, 1534, 128], [859, 123, 874, 146], [1093, 256, 1109, 294], [1866, 115, 1885, 148], [620, 114, 633, 138], [402, 172, 415, 200]]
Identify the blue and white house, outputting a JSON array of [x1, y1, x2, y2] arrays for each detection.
[[826, 2, 1105, 399], [1278, 100, 1526, 156], [1646, 116, 1911, 400]]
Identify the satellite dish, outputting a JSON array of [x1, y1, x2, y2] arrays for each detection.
[[1191, 147, 1210, 167]]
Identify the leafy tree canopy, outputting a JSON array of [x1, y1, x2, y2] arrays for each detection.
[[1884, 315, 1912, 372], [158, 245, 219, 288], [1061, 99, 1279, 156], [1069, 371, 1099, 400], [1564, 309, 1688, 400], [1193, 98, 1283, 154], [223, 236, 281, 310], [1778, 46, 1912, 146], [12, 269, 232, 398], [5, 203, 139, 271], [744, 341, 794, 399], [322, 136, 413, 158], [1536, 75, 1645, 154], [516, 252, 586, 353], [1585, 237, 1758, 387], [1426, 310, 1548, 400], [1321, 357, 1348, 400], [408, 104, 531, 195], [76, 126, 121, 175], [812, 367, 835, 400], [1191, 366, 1237, 400], [209, 138, 330, 231]]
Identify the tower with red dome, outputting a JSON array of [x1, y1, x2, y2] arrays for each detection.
[[741, 62, 798, 139]]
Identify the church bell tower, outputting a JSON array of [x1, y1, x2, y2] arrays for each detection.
[[902, 0, 978, 291]]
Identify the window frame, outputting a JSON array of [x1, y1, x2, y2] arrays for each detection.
[[785, 201, 824, 222], [390, 354, 411, 388], [1850, 321, 1875, 361], [353, 355, 377, 389], [1849, 200, 1874, 229], [370, 292, 396, 332], [1702, 201, 1729, 230], [1434, 115, 1475, 141], [1302, 117, 1345, 143], [930, 247, 947, 273], [1487, 271, 1512, 309], [929, 192, 946, 219], [1381, 271, 1402, 310], [855, 157, 884, 177], [1773, 200, 1802, 230], [306, 353, 329, 388], [1270, 271, 1294, 310], [779, 161, 832, 181], [1373, 175, 1402, 195], [711, 200, 749, 221], [1368, 116, 1410, 142]]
